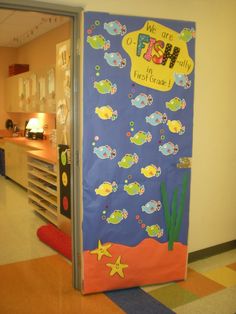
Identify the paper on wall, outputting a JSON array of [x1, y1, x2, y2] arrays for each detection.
[[39, 77, 46, 100], [48, 68, 55, 94]]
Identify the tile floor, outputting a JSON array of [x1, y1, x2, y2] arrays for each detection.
[[0, 175, 236, 314]]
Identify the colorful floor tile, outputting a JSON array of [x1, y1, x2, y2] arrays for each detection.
[[177, 267, 225, 297], [148, 283, 198, 309], [227, 262, 236, 271], [174, 285, 236, 314], [203, 266, 236, 287]]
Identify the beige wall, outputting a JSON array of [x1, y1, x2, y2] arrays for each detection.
[[0, 47, 17, 130], [0, 22, 70, 135], [33, 0, 236, 252]]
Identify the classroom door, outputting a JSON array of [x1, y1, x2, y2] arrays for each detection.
[[82, 12, 195, 294]]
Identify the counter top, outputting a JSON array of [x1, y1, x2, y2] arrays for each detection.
[[3, 137, 57, 164]]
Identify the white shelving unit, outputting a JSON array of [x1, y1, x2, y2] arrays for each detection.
[[28, 155, 58, 225]]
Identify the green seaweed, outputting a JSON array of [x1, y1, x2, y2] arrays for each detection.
[[160, 172, 189, 250]]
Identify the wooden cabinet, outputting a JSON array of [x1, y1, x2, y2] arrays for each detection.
[[4, 142, 35, 188], [5, 67, 56, 113], [27, 154, 58, 225]]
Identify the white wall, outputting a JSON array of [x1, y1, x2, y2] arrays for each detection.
[[34, 0, 236, 252]]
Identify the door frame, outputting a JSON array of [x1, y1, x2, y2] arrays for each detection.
[[0, 0, 82, 290]]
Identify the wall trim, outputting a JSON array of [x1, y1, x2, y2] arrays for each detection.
[[188, 240, 236, 263]]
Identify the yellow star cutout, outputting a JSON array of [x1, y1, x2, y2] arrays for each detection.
[[90, 240, 112, 261], [106, 256, 128, 278]]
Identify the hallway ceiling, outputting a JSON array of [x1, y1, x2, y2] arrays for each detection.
[[0, 9, 70, 48]]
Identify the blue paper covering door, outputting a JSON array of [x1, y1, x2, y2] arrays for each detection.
[[82, 11, 195, 294]]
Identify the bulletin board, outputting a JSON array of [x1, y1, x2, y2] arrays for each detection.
[[82, 11, 195, 294]]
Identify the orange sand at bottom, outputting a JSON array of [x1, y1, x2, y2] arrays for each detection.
[[83, 239, 188, 294]]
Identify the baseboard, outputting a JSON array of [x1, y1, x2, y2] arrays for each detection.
[[188, 240, 236, 263]]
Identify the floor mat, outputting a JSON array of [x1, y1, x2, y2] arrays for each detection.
[[105, 287, 175, 314]]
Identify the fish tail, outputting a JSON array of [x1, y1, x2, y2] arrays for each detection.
[[191, 28, 196, 38], [157, 201, 162, 210], [111, 110, 118, 121], [185, 77, 191, 89], [120, 58, 126, 68], [112, 181, 118, 192], [110, 149, 116, 159], [122, 209, 128, 218], [111, 84, 117, 95], [182, 99, 186, 109], [95, 107, 99, 114], [162, 113, 168, 123], [147, 95, 153, 105], [121, 25, 127, 36], [156, 167, 161, 177], [139, 185, 145, 195], [104, 40, 110, 51], [141, 168, 144, 174], [173, 144, 179, 154], [147, 132, 152, 142], [133, 153, 139, 164], [179, 126, 185, 135]]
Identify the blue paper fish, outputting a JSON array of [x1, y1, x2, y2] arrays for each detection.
[[174, 73, 191, 89], [159, 142, 179, 156], [104, 20, 127, 36], [131, 93, 153, 109], [145, 111, 167, 126], [104, 52, 126, 68], [141, 200, 162, 214], [93, 145, 116, 160]]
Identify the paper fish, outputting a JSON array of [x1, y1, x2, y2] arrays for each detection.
[[104, 52, 126, 68], [118, 153, 139, 169], [130, 131, 152, 146], [106, 209, 128, 224], [165, 97, 186, 112], [95, 105, 118, 121], [145, 111, 167, 126], [124, 182, 145, 196], [93, 145, 116, 160], [146, 224, 163, 238], [179, 28, 195, 42], [141, 200, 162, 214], [87, 35, 110, 50], [95, 181, 118, 197], [167, 120, 185, 135], [131, 93, 153, 109], [159, 142, 179, 156], [104, 20, 127, 36], [94, 80, 117, 95], [174, 73, 191, 89], [141, 164, 161, 178]]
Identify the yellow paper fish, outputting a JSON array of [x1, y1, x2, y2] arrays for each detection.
[[167, 120, 185, 135], [95, 181, 118, 196], [95, 105, 118, 121], [141, 164, 161, 178]]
